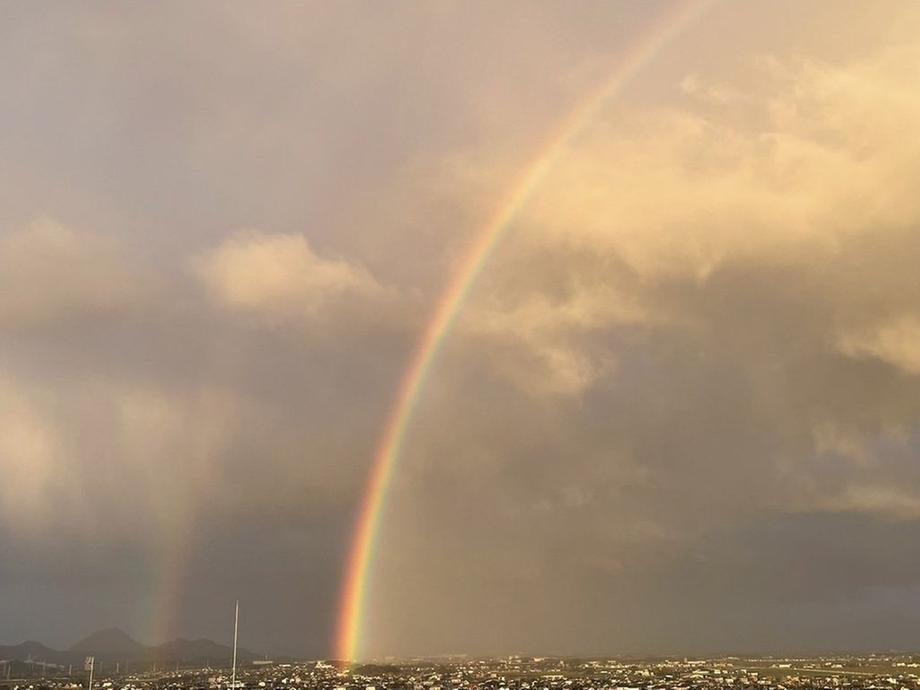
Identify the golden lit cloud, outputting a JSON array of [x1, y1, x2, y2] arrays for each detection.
[[0, 379, 58, 525], [456, 41, 920, 403], [837, 316, 920, 376], [194, 231, 382, 318], [524, 47, 920, 282]]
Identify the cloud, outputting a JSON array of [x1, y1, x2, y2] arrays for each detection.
[[525, 56, 920, 283], [837, 316, 920, 375], [463, 285, 645, 396], [0, 379, 59, 525], [819, 485, 920, 522], [0, 219, 144, 328], [194, 231, 382, 318], [447, 41, 920, 400]]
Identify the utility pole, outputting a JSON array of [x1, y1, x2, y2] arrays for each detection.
[[231, 600, 239, 690], [85, 656, 95, 690]]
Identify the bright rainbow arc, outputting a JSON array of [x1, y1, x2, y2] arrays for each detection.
[[336, 0, 716, 663]]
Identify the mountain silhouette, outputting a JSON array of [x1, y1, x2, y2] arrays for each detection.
[[0, 629, 260, 669], [70, 628, 146, 655]]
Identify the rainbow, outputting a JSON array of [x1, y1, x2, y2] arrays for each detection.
[[335, 0, 717, 663]]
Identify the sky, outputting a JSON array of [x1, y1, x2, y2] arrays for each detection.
[[3, 0, 920, 660]]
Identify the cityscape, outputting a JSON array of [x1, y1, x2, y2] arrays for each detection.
[[8, 654, 920, 690]]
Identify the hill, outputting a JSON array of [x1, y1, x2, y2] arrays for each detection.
[[70, 628, 146, 656], [0, 629, 258, 669]]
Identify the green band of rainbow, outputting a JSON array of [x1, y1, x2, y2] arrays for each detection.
[[335, 0, 716, 662]]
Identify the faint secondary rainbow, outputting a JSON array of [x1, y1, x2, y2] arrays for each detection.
[[336, 0, 717, 663]]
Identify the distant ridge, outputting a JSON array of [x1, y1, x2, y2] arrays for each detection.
[[0, 640, 60, 663], [0, 628, 259, 668], [70, 628, 146, 656]]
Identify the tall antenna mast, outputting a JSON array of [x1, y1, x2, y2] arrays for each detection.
[[231, 600, 239, 690], [84, 656, 94, 690]]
